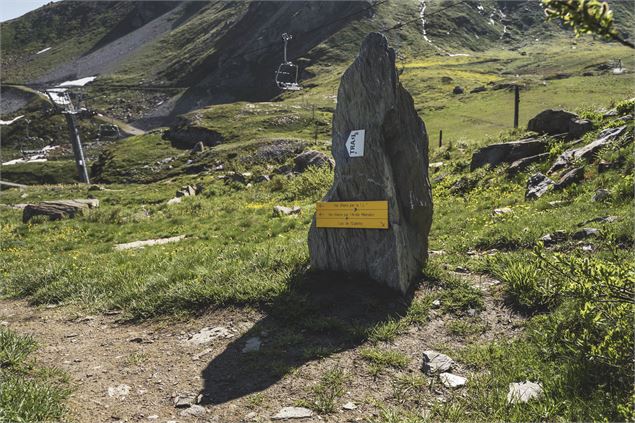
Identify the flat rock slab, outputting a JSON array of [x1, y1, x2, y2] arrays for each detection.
[[272, 407, 313, 420], [439, 372, 467, 389], [507, 381, 543, 404], [23, 199, 97, 223], [114, 235, 186, 251], [549, 126, 628, 173], [422, 350, 454, 374], [186, 326, 233, 346], [471, 138, 547, 171]]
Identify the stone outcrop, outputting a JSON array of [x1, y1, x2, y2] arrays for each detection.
[[554, 166, 584, 190], [293, 150, 333, 173], [307, 33, 433, 294], [549, 126, 628, 173], [507, 153, 549, 176], [22, 199, 99, 223], [470, 138, 547, 171], [525, 172, 554, 200]]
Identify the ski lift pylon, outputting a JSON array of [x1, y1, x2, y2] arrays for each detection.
[[275, 33, 301, 91]]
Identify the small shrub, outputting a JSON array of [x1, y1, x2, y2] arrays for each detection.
[[285, 166, 333, 201]]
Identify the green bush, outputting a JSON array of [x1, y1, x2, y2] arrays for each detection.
[[285, 166, 333, 201], [615, 98, 634, 116]]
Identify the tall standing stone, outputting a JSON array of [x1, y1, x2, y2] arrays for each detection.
[[307, 33, 433, 294]]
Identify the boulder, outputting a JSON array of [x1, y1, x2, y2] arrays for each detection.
[[23, 200, 93, 223], [507, 153, 549, 176], [293, 150, 333, 173], [453, 86, 464, 94], [525, 172, 554, 200], [176, 185, 197, 197], [471, 138, 547, 171], [554, 166, 584, 190], [307, 33, 433, 294], [540, 230, 567, 246], [549, 126, 628, 173], [527, 109, 578, 135]]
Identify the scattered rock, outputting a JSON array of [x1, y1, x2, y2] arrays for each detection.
[[470, 86, 486, 93], [272, 406, 314, 420], [245, 411, 257, 420], [191, 141, 205, 153], [115, 235, 186, 251], [549, 126, 628, 173], [273, 205, 302, 217], [592, 188, 610, 202], [540, 230, 567, 246], [192, 348, 213, 361], [179, 404, 206, 417], [254, 175, 271, 183], [186, 326, 233, 345], [493, 207, 512, 215], [242, 337, 262, 353], [175, 185, 197, 198], [174, 394, 197, 408], [88, 185, 106, 191], [553, 166, 584, 190], [572, 227, 599, 240], [545, 72, 571, 80], [507, 381, 543, 404], [307, 33, 432, 294], [342, 401, 357, 410], [471, 138, 547, 170], [422, 350, 454, 374], [293, 150, 333, 173], [578, 215, 617, 226], [167, 197, 182, 205], [431, 299, 441, 308], [527, 109, 579, 136], [439, 372, 467, 389], [23, 200, 94, 223], [507, 153, 549, 176], [525, 172, 554, 200], [441, 76, 453, 84], [453, 86, 464, 94], [107, 384, 131, 398]]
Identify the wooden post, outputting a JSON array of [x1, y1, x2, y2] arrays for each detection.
[[438, 129, 443, 148], [513, 85, 520, 129], [313, 104, 318, 143]]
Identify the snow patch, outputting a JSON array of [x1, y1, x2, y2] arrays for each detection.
[[58, 76, 96, 87]]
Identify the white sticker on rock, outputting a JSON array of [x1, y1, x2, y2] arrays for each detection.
[[346, 129, 365, 157]]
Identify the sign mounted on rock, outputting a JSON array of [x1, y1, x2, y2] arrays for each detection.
[[346, 130, 365, 157], [307, 33, 433, 295], [316, 201, 388, 229]]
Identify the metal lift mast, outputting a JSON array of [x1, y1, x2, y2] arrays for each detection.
[[45, 90, 90, 184]]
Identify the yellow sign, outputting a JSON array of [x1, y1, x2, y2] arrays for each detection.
[[316, 201, 389, 229]]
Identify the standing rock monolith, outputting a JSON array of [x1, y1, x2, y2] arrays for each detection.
[[307, 33, 433, 294]]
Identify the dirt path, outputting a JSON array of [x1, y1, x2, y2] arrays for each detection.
[[1, 273, 525, 423]]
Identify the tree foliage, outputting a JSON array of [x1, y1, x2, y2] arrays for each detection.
[[542, 0, 634, 48]]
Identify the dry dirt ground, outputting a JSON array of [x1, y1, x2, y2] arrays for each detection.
[[1, 273, 525, 423]]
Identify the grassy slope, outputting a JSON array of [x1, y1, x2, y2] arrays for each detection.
[[0, 106, 633, 420]]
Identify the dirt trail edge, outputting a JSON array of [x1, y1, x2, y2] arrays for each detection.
[[0, 273, 525, 423]]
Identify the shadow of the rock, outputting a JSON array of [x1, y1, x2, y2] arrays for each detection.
[[200, 268, 411, 405]]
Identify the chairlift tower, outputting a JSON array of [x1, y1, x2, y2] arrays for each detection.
[[45, 89, 90, 184]]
